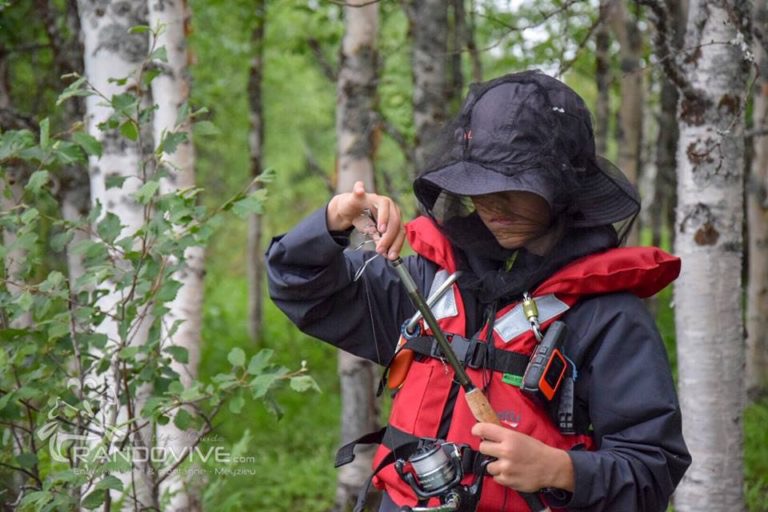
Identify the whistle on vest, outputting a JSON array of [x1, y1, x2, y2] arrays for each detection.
[[521, 321, 568, 404]]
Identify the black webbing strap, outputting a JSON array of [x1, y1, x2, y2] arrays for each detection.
[[335, 427, 387, 468], [403, 335, 529, 376], [351, 438, 424, 512]]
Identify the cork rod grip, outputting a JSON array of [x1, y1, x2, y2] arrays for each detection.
[[465, 387, 502, 425]]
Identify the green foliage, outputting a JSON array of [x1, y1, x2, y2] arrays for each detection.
[[0, 27, 316, 511], [745, 399, 768, 511]]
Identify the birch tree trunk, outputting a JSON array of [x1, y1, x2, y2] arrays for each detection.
[[148, 1, 203, 510], [673, 1, 749, 509], [404, 0, 449, 175], [334, 2, 380, 510], [747, 0, 768, 401], [607, 0, 643, 245], [247, 0, 266, 342], [78, 1, 156, 508]]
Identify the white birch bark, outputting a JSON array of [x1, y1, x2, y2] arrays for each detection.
[[78, 1, 155, 508], [148, 0, 203, 510], [673, 1, 749, 509], [335, 2, 380, 509], [746, 0, 768, 399]]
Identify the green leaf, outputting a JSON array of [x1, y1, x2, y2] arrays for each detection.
[[157, 131, 188, 155], [81, 489, 106, 509], [164, 345, 189, 364], [39, 270, 65, 292], [54, 140, 87, 164], [120, 120, 139, 141], [228, 347, 246, 367], [119, 346, 140, 360], [263, 395, 284, 419], [251, 373, 280, 399], [56, 76, 91, 106], [157, 278, 182, 302], [17, 291, 33, 312], [129, 25, 150, 34], [97, 212, 122, 244], [192, 120, 221, 136], [231, 190, 267, 218], [229, 394, 245, 414], [111, 93, 136, 111], [48, 312, 71, 340], [290, 375, 320, 393], [180, 384, 205, 402], [40, 117, 50, 150], [168, 380, 184, 395], [15, 452, 37, 469], [24, 170, 50, 194], [50, 230, 75, 252], [142, 67, 161, 86], [72, 131, 103, 157], [135, 181, 159, 204], [173, 408, 193, 430], [94, 475, 123, 491], [247, 349, 274, 375], [20, 207, 39, 225], [106, 174, 128, 190], [175, 102, 190, 126], [256, 167, 276, 183], [150, 46, 168, 62]]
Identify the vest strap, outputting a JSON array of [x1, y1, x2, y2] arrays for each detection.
[[404, 335, 529, 376], [335, 427, 387, 468]]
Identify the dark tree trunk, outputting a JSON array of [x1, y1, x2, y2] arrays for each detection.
[[404, 0, 449, 175], [247, 0, 266, 342]]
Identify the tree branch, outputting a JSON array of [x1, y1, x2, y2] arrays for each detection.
[[373, 112, 415, 168], [558, 8, 604, 76], [303, 146, 335, 194], [637, 0, 699, 102], [307, 38, 338, 82]]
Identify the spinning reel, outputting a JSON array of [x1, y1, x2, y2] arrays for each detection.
[[394, 441, 491, 512]]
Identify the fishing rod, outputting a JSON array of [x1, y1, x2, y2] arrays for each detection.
[[355, 211, 550, 512]]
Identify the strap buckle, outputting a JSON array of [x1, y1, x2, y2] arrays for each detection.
[[430, 335, 482, 369]]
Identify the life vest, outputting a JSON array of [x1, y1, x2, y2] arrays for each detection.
[[371, 216, 681, 511]]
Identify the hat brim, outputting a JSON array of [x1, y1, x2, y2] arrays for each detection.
[[414, 156, 640, 228], [416, 161, 556, 208]]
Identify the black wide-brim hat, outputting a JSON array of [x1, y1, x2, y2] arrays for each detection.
[[414, 71, 640, 230]]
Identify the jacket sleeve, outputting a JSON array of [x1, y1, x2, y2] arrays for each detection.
[[546, 292, 691, 511], [265, 206, 436, 365]]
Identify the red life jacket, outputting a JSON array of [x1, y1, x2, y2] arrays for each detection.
[[372, 216, 681, 510]]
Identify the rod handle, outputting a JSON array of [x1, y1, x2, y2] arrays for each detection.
[[465, 387, 501, 426]]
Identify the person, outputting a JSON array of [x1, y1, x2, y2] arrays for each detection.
[[266, 70, 691, 511]]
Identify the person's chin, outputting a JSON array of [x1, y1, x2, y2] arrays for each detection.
[[495, 237, 527, 250]]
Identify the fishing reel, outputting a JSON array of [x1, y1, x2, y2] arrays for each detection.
[[394, 441, 490, 512]]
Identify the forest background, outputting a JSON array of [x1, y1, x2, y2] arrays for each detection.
[[1, 0, 767, 511]]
